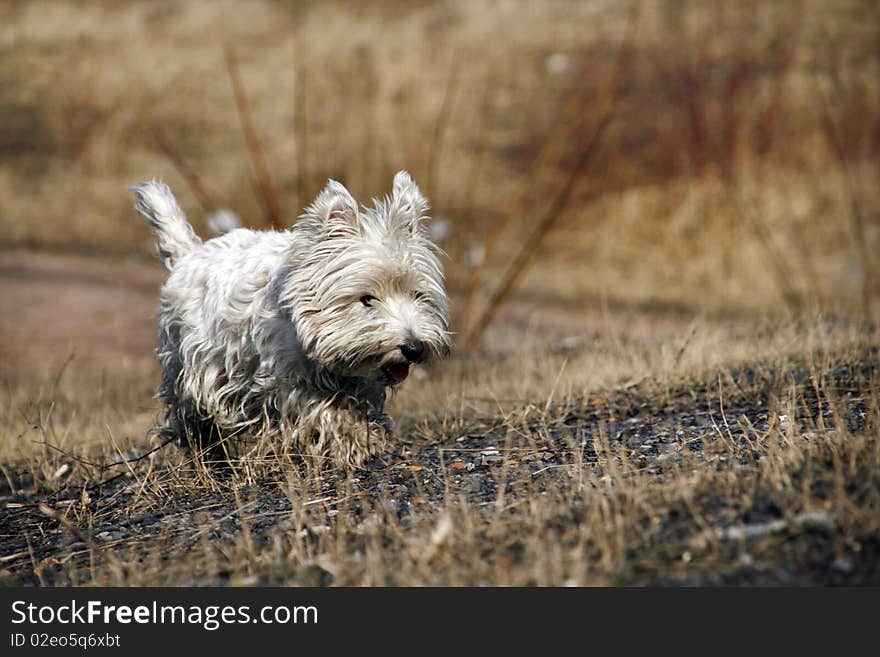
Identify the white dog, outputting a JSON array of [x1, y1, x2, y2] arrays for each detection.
[[131, 172, 451, 468]]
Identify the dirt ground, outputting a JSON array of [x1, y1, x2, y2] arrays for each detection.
[[0, 250, 161, 384]]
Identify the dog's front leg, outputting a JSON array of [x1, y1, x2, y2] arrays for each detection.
[[293, 403, 393, 469]]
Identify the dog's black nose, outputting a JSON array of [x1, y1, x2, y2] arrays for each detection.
[[400, 340, 425, 363]]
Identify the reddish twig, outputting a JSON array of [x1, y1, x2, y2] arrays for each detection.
[[425, 52, 461, 195], [151, 127, 218, 213], [225, 46, 283, 230], [463, 5, 639, 350]]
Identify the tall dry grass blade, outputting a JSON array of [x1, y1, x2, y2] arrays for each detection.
[[458, 74, 499, 225], [151, 128, 218, 214], [464, 108, 617, 350], [224, 46, 283, 230], [752, 19, 800, 178], [293, 53, 310, 216], [394, 79, 417, 181], [815, 32, 875, 320], [718, 178, 803, 313], [463, 3, 641, 337], [425, 52, 461, 196], [680, 29, 712, 177], [464, 5, 639, 349], [458, 74, 500, 334], [475, 56, 604, 273]]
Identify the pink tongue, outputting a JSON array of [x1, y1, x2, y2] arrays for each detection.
[[388, 363, 410, 382]]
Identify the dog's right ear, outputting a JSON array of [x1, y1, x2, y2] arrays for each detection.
[[389, 170, 429, 235], [297, 180, 359, 237]]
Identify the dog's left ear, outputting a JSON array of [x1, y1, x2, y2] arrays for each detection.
[[298, 179, 360, 238], [389, 170, 430, 234]]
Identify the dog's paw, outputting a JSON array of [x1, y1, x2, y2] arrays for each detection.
[[379, 414, 395, 436]]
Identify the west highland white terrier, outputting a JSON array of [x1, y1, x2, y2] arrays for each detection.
[[131, 171, 451, 468]]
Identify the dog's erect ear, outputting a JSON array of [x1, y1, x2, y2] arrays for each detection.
[[389, 170, 429, 234], [298, 179, 359, 237]]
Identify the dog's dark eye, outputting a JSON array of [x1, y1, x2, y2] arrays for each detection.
[[412, 291, 426, 301], [360, 295, 378, 307]]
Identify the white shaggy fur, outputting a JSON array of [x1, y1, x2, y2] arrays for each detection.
[[131, 172, 451, 468]]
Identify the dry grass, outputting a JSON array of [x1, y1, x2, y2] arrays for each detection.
[[1, 0, 879, 586], [1, 317, 878, 586]]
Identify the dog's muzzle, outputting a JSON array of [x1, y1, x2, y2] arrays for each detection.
[[380, 340, 426, 383], [383, 362, 410, 383]]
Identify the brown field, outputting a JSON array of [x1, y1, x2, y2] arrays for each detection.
[[1, 0, 878, 586]]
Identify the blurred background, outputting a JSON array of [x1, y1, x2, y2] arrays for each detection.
[[1, 0, 878, 380]]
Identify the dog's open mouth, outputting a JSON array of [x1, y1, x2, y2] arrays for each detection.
[[382, 362, 410, 383]]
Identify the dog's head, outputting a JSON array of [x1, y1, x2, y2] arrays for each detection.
[[281, 171, 452, 385]]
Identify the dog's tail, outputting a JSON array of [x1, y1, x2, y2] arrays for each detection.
[[130, 180, 202, 270]]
